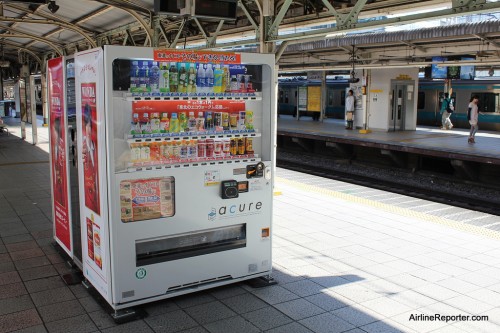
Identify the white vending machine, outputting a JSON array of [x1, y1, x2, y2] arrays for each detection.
[[75, 46, 276, 312]]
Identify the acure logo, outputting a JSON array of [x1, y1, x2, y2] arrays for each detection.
[[208, 202, 263, 220]]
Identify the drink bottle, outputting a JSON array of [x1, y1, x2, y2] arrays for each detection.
[[169, 62, 178, 92], [149, 61, 160, 93], [197, 63, 206, 94], [206, 64, 214, 94]]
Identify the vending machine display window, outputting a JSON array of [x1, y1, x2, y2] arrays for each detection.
[[120, 177, 175, 222]]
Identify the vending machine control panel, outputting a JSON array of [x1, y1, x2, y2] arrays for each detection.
[[246, 162, 264, 179], [221, 180, 239, 199]]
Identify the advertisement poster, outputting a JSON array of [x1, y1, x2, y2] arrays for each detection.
[[120, 177, 175, 222], [81, 82, 100, 215], [307, 86, 321, 112], [298, 86, 307, 111], [48, 57, 71, 253]]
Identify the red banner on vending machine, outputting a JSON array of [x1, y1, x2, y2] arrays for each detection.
[[81, 83, 101, 215], [48, 57, 71, 252]]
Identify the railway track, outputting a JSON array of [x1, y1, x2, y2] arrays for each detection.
[[277, 150, 500, 216]]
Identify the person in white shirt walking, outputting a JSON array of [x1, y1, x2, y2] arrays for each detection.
[[467, 95, 480, 143]]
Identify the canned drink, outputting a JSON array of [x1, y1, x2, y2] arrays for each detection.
[[245, 137, 254, 154], [214, 139, 223, 156], [214, 112, 222, 129], [237, 138, 245, 155], [245, 110, 254, 130], [229, 113, 238, 130], [206, 138, 215, 157], [205, 111, 214, 131], [238, 111, 246, 130], [197, 139, 206, 158], [230, 138, 237, 156], [222, 139, 231, 156], [222, 112, 229, 130]]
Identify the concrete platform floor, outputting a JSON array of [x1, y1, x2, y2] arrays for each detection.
[[0, 117, 499, 332]]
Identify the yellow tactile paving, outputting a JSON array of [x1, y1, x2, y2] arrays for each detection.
[[276, 176, 500, 241]]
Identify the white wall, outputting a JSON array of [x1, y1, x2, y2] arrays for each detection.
[[366, 68, 419, 131]]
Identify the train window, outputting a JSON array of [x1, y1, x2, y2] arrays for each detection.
[[341, 91, 346, 106], [279, 90, 283, 103], [417, 92, 425, 110], [472, 93, 498, 113]]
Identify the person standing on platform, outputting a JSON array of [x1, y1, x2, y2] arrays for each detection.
[[345, 89, 355, 130], [440, 92, 454, 130], [467, 95, 480, 144]]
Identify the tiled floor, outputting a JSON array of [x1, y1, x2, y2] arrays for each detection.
[[1, 117, 499, 332]]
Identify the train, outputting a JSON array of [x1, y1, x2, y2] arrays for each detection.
[[278, 78, 500, 131]]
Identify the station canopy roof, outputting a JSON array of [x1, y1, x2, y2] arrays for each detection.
[[0, 0, 499, 76]]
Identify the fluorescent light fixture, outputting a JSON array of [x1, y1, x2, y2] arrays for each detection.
[[325, 32, 346, 38], [436, 60, 500, 67]]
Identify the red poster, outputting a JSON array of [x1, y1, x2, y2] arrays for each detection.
[[154, 50, 241, 64], [81, 83, 100, 215], [48, 57, 71, 251], [132, 100, 245, 114]]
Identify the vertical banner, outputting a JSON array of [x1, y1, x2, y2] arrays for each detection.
[[75, 48, 109, 300], [81, 83, 100, 215], [48, 57, 72, 255]]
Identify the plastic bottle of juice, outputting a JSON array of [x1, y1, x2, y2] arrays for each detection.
[[159, 62, 169, 93], [213, 65, 223, 94], [171, 140, 180, 160], [150, 142, 160, 162], [160, 112, 170, 133], [141, 113, 152, 134], [178, 63, 187, 93], [139, 61, 150, 93], [131, 113, 141, 134], [140, 142, 150, 162], [179, 112, 188, 132], [169, 62, 178, 92], [130, 61, 140, 93], [130, 143, 141, 163], [151, 113, 161, 133], [149, 61, 160, 94], [196, 111, 205, 131], [187, 64, 196, 93], [188, 111, 197, 132], [179, 139, 188, 160], [206, 64, 214, 94], [188, 139, 198, 158], [170, 113, 179, 133], [197, 63, 206, 94]]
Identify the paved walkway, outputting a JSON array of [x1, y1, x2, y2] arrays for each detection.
[[0, 117, 499, 332]]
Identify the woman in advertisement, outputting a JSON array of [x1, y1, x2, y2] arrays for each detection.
[[51, 116, 66, 206], [82, 103, 100, 214]]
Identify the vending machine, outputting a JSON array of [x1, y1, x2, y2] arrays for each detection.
[[75, 46, 276, 311]]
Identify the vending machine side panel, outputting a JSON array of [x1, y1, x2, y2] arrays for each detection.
[[75, 48, 112, 302], [48, 57, 73, 257]]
